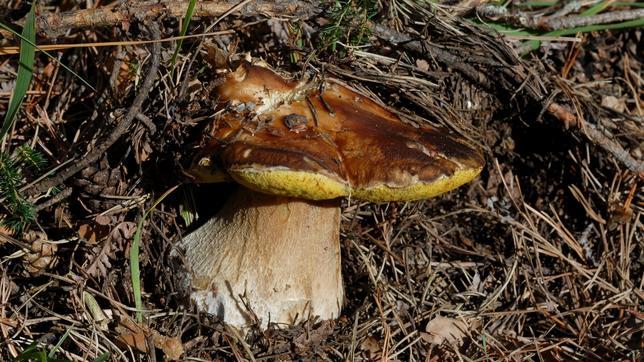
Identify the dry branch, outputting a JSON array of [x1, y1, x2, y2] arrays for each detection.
[[373, 22, 644, 174], [477, 5, 644, 31], [371, 24, 533, 98], [34, 186, 72, 211], [1, 0, 318, 39], [585, 125, 644, 175], [28, 24, 162, 195]]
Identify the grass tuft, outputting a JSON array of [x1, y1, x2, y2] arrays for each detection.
[[1, 1, 36, 141], [131, 185, 179, 322], [170, 0, 198, 78], [320, 0, 378, 54], [0, 146, 47, 233]]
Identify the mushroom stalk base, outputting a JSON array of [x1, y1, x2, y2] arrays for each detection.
[[179, 188, 343, 329]]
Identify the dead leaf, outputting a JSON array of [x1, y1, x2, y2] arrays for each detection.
[[293, 320, 334, 353], [111, 221, 137, 243], [116, 317, 184, 360], [84, 221, 136, 278], [422, 316, 469, 346], [78, 219, 111, 245], [78, 224, 98, 244], [152, 331, 185, 361], [360, 336, 382, 359], [117, 332, 148, 353], [416, 59, 430, 71], [94, 214, 112, 226], [84, 236, 116, 278], [295, 320, 334, 345], [204, 40, 229, 69], [601, 95, 626, 113]]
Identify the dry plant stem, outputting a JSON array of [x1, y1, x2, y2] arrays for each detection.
[[34, 186, 72, 211], [541, 9, 644, 30], [477, 6, 644, 31], [372, 24, 492, 89], [179, 188, 343, 329], [1, 0, 318, 39], [547, 103, 644, 173], [374, 23, 644, 174], [372, 24, 543, 101], [584, 125, 644, 174], [28, 24, 161, 196]]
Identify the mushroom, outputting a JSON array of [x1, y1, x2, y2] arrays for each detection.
[[178, 60, 484, 329]]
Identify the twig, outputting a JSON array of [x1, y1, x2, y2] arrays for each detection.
[[372, 24, 494, 90], [546, 102, 644, 174], [540, 9, 644, 31], [371, 23, 544, 103], [584, 125, 644, 175], [135, 113, 156, 134], [28, 24, 162, 196], [373, 22, 643, 174], [1, 0, 319, 39], [34, 186, 72, 211], [477, 5, 644, 31], [550, 0, 589, 18]]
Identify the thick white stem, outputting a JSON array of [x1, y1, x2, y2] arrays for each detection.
[[179, 188, 343, 329]]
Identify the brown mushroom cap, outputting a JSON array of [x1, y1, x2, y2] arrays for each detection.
[[193, 61, 484, 202]]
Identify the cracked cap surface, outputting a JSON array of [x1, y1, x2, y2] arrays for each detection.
[[191, 61, 484, 202]]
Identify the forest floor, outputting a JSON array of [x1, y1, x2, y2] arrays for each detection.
[[0, 1, 642, 361]]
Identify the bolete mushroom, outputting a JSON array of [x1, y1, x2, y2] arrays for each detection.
[[178, 60, 484, 329]]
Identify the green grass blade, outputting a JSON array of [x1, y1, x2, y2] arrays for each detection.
[[170, 0, 198, 77], [1, 2, 36, 141], [180, 186, 198, 227], [515, 1, 557, 7], [521, 17, 644, 52], [92, 352, 110, 362], [475, 21, 538, 37], [614, 2, 644, 8], [0, 23, 96, 92], [130, 185, 179, 322], [581, 0, 614, 16], [131, 216, 145, 323], [47, 327, 72, 358], [12, 342, 51, 362]]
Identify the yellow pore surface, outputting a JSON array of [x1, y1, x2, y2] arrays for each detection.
[[229, 165, 483, 202]]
